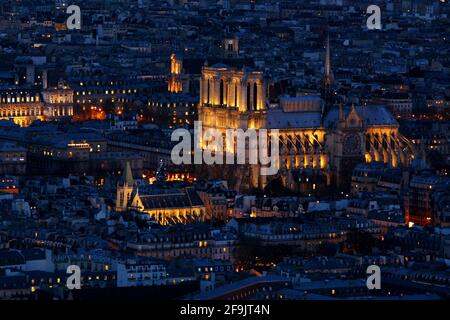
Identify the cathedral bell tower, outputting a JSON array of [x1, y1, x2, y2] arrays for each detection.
[[168, 53, 183, 93], [197, 63, 267, 190], [116, 161, 135, 212]]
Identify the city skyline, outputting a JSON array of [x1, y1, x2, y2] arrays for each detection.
[[0, 0, 449, 308]]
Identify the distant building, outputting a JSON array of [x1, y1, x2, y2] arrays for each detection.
[[351, 162, 386, 194], [399, 119, 449, 166], [106, 129, 173, 170], [0, 275, 29, 299], [117, 259, 168, 287], [196, 180, 236, 221], [379, 92, 413, 118], [41, 80, 74, 120], [404, 171, 450, 226], [144, 93, 197, 127], [122, 224, 237, 261], [0, 88, 44, 126], [0, 142, 26, 175], [108, 113, 138, 131]]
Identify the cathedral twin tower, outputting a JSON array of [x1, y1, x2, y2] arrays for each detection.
[[200, 63, 266, 114]]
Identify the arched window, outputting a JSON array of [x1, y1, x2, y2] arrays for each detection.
[[234, 83, 238, 107], [246, 83, 251, 111], [207, 79, 210, 104], [253, 82, 258, 110], [220, 79, 224, 105]]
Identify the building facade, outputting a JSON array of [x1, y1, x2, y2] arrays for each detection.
[[0, 88, 44, 127], [41, 80, 74, 119], [197, 64, 415, 191], [0, 82, 73, 127], [116, 162, 206, 225]]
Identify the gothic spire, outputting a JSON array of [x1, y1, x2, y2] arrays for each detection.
[[324, 33, 332, 88], [339, 102, 344, 121], [321, 32, 334, 118], [122, 161, 134, 186]]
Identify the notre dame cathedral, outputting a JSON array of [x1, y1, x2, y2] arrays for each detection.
[[196, 40, 415, 193]]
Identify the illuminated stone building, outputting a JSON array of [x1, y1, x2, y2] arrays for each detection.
[[42, 80, 74, 119], [168, 53, 183, 93], [197, 63, 415, 192], [116, 162, 206, 225], [0, 81, 73, 127], [323, 104, 415, 189], [129, 188, 206, 225], [116, 162, 135, 213], [0, 88, 44, 126]]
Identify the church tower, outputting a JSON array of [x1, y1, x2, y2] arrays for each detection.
[[116, 161, 134, 212], [198, 63, 267, 190], [168, 53, 183, 93], [321, 34, 334, 116]]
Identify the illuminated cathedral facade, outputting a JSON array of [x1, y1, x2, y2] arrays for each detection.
[[197, 63, 415, 192]]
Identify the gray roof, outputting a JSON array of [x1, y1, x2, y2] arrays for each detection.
[[0, 251, 25, 266], [192, 275, 288, 300], [280, 96, 321, 102], [267, 109, 322, 129], [210, 63, 230, 69], [324, 105, 398, 127], [20, 249, 46, 261], [139, 188, 203, 210]]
